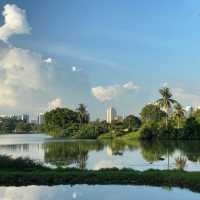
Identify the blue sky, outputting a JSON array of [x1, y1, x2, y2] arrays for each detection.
[[0, 0, 200, 119]]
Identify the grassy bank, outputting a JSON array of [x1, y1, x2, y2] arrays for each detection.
[[1, 168, 200, 193], [1, 156, 200, 193]]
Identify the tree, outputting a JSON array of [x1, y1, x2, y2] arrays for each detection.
[[44, 108, 79, 136], [76, 104, 90, 125], [156, 87, 177, 126], [0, 117, 21, 133], [173, 103, 185, 128], [15, 122, 32, 132], [123, 115, 141, 130], [183, 117, 200, 139], [193, 109, 200, 124], [140, 104, 166, 123]]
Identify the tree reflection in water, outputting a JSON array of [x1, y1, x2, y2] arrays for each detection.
[[42, 139, 200, 169], [43, 141, 103, 169]]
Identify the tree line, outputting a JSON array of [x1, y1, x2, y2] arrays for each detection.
[[43, 87, 200, 140]]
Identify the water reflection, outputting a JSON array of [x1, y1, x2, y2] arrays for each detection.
[[44, 141, 103, 169], [0, 185, 199, 200], [0, 134, 200, 170], [175, 156, 187, 170]]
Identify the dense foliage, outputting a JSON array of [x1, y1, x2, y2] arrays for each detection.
[[138, 88, 200, 140], [43, 106, 109, 138], [3, 87, 200, 140], [0, 117, 39, 133], [140, 104, 166, 123], [44, 108, 79, 136]]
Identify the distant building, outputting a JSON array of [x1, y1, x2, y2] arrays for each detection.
[[21, 114, 29, 123], [30, 119, 37, 124], [185, 106, 193, 118], [38, 113, 44, 125], [106, 107, 117, 123], [9, 114, 29, 123], [114, 115, 124, 122]]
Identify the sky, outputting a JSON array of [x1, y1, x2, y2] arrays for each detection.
[[0, 0, 200, 119]]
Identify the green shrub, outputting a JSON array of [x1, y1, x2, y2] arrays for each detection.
[[139, 125, 155, 140]]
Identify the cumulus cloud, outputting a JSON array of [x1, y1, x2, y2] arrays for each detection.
[[0, 84, 16, 106], [91, 81, 139, 102], [0, 4, 91, 115], [0, 44, 46, 107], [0, 4, 31, 42], [94, 160, 115, 170], [162, 82, 168, 87], [173, 88, 200, 107], [0, 47, 42, 89], [48, 98, 63, 110]]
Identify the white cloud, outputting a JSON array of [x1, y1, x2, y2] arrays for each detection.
[[0, 44, 46, 107], [0, 4, 31, 42], [0, 84, 16, 106], [94, 160, 115, 170], [173, 87, 200, 107], [0, 4, 91, 114], [91, 81, 139, 102], [48, 98, 62, 110], [123, 81, 139, 90], [44, 57, 54, 64], [162, 82, 168, 87], [0, 47, 42, 89]]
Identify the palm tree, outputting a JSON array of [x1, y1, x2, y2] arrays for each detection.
[[76, 104, 89, 125], [156, 87, 177, 126], [174, 103, 185, 128]]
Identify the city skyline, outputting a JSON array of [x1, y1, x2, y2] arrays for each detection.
[[0, 1, 200, 119]]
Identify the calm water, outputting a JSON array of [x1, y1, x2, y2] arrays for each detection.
[[0, 134, 200, 170], [0, 185, 199, 200]]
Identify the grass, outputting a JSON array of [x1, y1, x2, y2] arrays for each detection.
[[1, 168, 200, 193], [98, 132, 114, 140], [0, 155, 200, 193], [117, 130, 141, 140]]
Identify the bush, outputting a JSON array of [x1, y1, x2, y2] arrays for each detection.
[[75, 123, 107, 139], [182, 117, 200, 139], [139, 125, 155, 140], [0, 155, 45, 170]]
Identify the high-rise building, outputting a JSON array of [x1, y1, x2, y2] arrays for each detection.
[[10, 114, 29, 123], [30, 119, 37, 124], [106, 107, 117, 123], [21, 114, 29, 123], [38, 113, 44, 125]]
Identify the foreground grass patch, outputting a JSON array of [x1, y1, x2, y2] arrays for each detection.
[[0, 168, 200, 193], [0, 155, 200, 193]]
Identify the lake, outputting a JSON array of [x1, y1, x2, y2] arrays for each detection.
[[0, 185, 200, 200], [0, 133, 200, 171]]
